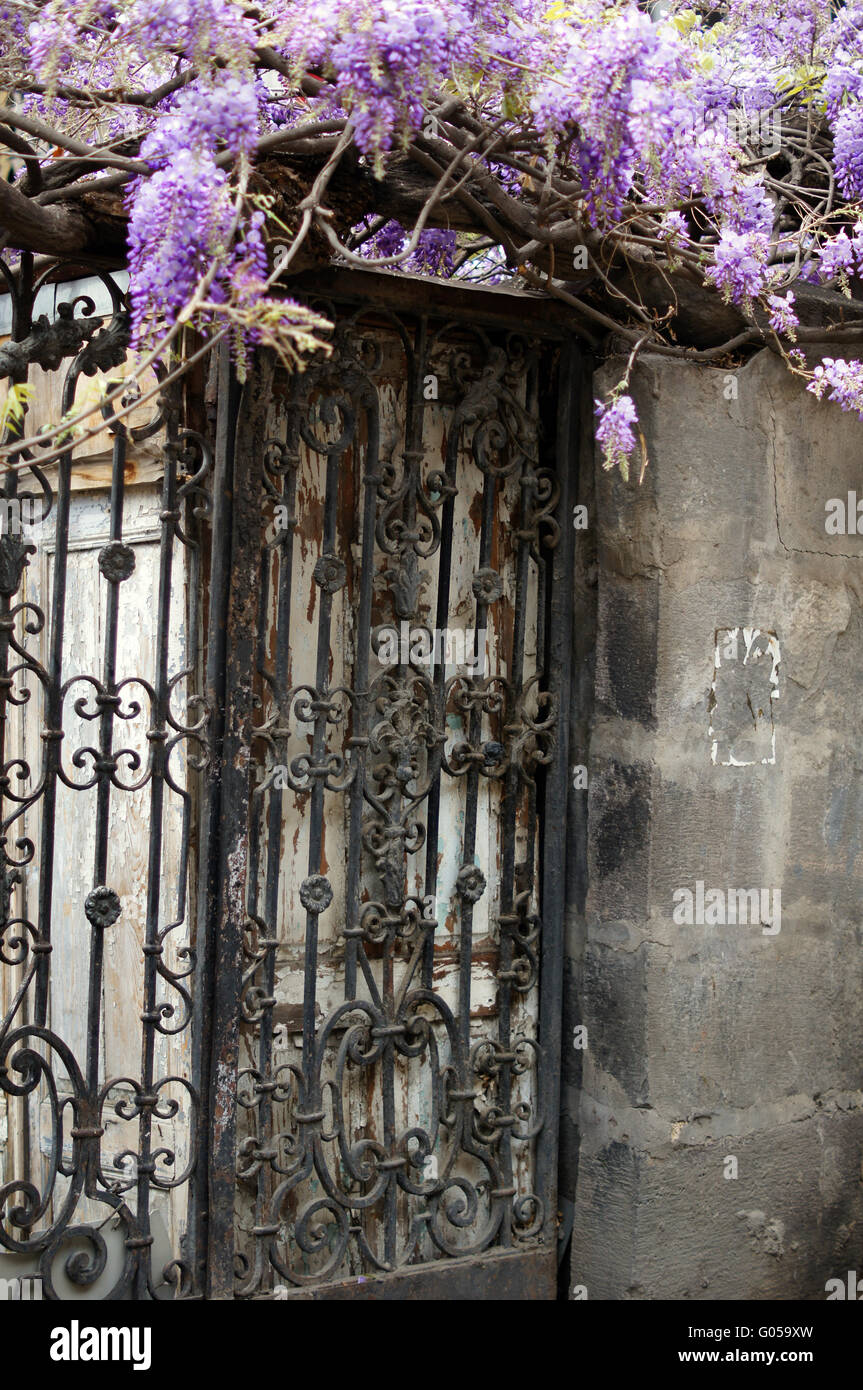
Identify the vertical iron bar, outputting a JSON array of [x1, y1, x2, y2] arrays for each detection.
[[457, 472, 497, 1062], [535, 339, 579, 1241], [35, 361, 78, 1025], [85, 426, 126, 1094], [344, 397, 379, 1002], [301, 434, 342, 1079], [205, 364, 266, 1299], [0, 251, 35, 1212], [385, 317, 425, 1266], [134, 398, 180, 1298], [422, 395, 460, 991], [250, 426, 299, 1292], [189, 346, 241, 1296]]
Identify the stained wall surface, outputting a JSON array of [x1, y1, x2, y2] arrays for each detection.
[[566, 347, 863, 1300]]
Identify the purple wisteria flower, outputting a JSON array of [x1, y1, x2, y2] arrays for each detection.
[[275, 0, 477, 156], [124, 71, 263, 349], [714, 0, 822, 63], [657, 211, 689, 246], [595, 395, 639, 479], [723, 184, 774, 238], [116, 0, 257, 61], [819, 229, 856, 280], [142, 77, 260, 167], [767, 291, 798, 336], [126, 151, 234, 345], [406, 229, 457, 276], [356, 221, 456, 275], [0, 2, 26, 38], [705, 230, 770, 307], [807, 357, 863, 419], [531, 8, 693, 225], [833, 103, 863, 200], [358, 220, 407, 259], [27, 12, 78, 76]]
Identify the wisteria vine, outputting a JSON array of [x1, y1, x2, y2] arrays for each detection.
[[2, 1, 863, 471]]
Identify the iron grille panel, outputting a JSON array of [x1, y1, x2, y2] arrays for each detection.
[[221, 308, 574, 1295]]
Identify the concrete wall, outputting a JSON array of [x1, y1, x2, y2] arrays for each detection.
[[566, 346, 863, 1300]]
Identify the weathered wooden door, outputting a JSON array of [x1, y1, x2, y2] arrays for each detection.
[[207, 288, 579, 1299]]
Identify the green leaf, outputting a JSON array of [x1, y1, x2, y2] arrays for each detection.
[[0, 382, 36, 436]]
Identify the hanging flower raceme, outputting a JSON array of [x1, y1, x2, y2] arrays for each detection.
[[531, 7, 696, 224], [807, 358, 863, 420], [124, 73, 264, 352], [595, 395, 639, 480], [126, 150, 234, 347], [115, 0, 258, 64], [705, 230, 771, 310], [767, 292, 798, 336]]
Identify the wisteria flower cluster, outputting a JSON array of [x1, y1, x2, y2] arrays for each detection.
[[356, 220, 458, 276], [595, 395, 639, 481], [272, 0, 478, 157], [807, 357, 863, 420], [705, 230, 771, 310]]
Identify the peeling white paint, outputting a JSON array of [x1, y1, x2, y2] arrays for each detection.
[[709, 626, 781, 766]]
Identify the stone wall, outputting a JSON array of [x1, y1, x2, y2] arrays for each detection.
[[565, 346, 863, 1300]]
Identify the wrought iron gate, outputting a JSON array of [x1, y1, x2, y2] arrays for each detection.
[[0, 266, 579, 1300]]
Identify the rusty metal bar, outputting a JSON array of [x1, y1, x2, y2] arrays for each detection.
[[189, 345, 241, 1296], [203, 362, 267, 1299], [535, 337, 581, 1246]]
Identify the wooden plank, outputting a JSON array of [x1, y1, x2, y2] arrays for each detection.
[[286, 263, 578, 335], [1, 337, 165, 486]]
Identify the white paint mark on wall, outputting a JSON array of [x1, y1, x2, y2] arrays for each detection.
[[709, 627, 780, 766]]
